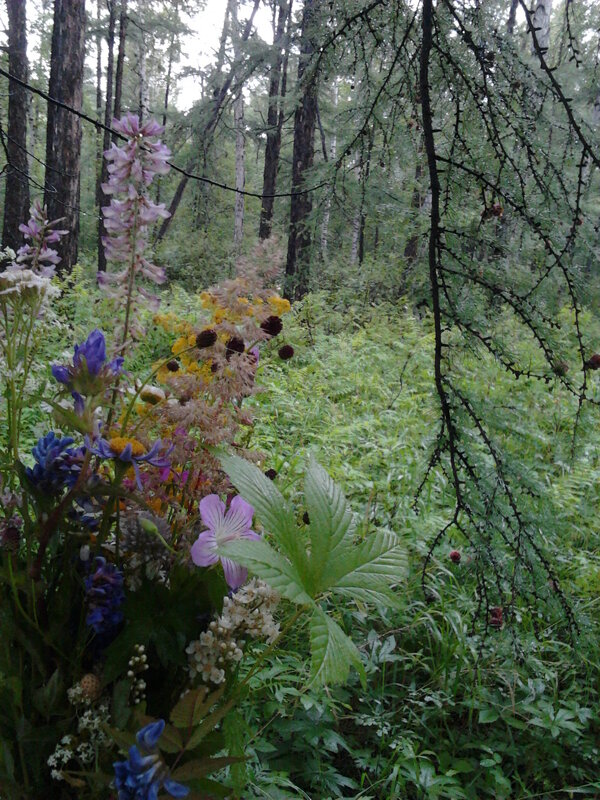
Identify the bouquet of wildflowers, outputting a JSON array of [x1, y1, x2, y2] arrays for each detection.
[[0, 116, 405, 799]]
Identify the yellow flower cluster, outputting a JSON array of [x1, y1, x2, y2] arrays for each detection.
[[267, 295, 291, 315]]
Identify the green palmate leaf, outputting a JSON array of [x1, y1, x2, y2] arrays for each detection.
[[309, 608, 366, 687], [185, 693, 236, 752], [304, 457, 355, 592], [170, 687, 211, 729], [220, 454, 403, 687], [220, 453, 308, 574], [323, 529, 408, 593], [171, 755, 246, 781], [103, 724, 135, 753], [333, 582, 400, 607], [218, 539, 313, 605]]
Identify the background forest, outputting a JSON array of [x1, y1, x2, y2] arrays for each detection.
[[1, 0, 600, 798]]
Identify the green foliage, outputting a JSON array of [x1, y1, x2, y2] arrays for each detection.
[[218, 454, 407, 686]]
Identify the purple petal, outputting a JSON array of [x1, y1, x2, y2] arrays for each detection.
[[224, 495, 255, 537], [163, 778, 190, 798], [51, 365, 70, 384], [190, 530, 219, 567], [199, 494, 225, 532], [136, 719, 164, 750], [221, 557, 248, 590], [72, 391, 85, 415]]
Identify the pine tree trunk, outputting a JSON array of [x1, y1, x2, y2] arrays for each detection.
[[531, 0, 552, 55], [234, 92, 245, 250], [2, 0, 31, 252], [43, 0, 86, 274], [138, 33, 149, 122], [112, 0, 128, 140], [320, 80, 338, 260], [97, 0, 116, 274], [507, 0, 518, 35], [258, 0, 291, 240], [285, 0, 318, 299], [155, 15, 176, 207], [232, 0, 245, 251]]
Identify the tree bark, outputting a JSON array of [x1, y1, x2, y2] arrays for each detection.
[[232, 0, 245, 251], [258, 0, 291, 240], [112, 0, 128, 139], [506, 0, 518, 35], [320, 80, 338, 260], [137, 32, 149, 122], [156, 0, 261, 244], [531, 0, 552, 55], [2, 0, 31, 252], [97, 0, 116, 274], [43, 0, 86, 274], [285, 0, 318, 299]]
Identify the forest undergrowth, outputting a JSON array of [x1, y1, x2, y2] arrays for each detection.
[[24, 271, 600, 800]]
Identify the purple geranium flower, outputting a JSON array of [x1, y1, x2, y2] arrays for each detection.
[[191, 494, 260, 589], [86, 436, 172, 489]]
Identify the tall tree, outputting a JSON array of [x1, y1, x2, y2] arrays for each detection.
[[531, 0, 552, 54], [43, 0, 86, 273], [285, 0, 318, 299], [320, 80, 338, 260], [507, 0, 519, 35], [97, 0, 117, 273], [2, 0, 31, 251], [232, 1, 246, 251], [112, 0, 128, 142], [258, 0, 292, 240]]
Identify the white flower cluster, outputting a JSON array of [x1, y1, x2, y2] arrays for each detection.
[[127, 643, 149, 704], [47, 735, 75, 781], [48, 698, 111, 782], [186, 579, 280, 685], [77, 703, 110, 747], [67, 683, 92, 706], [0, 268, 58, 305]]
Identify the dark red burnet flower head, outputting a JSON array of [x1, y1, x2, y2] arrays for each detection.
[[225, 336, 245, 359], [278, 344, 294, 360], [196, 329, 218, 349], [166, 359, 179, 372], [585, 353, 600, 370], [264, 468, 278, 480], [260, 315, 283, 337], [449, 549, 461, 564], [489, 606, 503, 628], [0, 517, 21, 551]]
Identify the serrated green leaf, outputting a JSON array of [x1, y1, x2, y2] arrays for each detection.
[[170, 687, 210, 729], [304, 458, 355, 592], [220, 453, 308, 573], [171, 755, 245, 781], [218, 538, 313, 605], [323, 530, 407, 591], [309, 608, 365, 687], [103, 724, 135, 753], [333, 582, 401, 607], [185, 694, 236, 752]]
